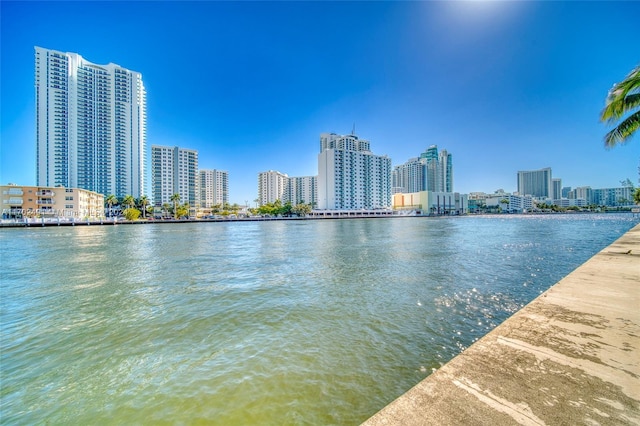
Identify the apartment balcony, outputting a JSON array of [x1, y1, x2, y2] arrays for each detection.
[[36, 200, 55, 205], [36, 190, 55, 197]]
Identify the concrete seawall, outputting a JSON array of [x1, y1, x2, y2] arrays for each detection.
[[363, 223, 640, 425]]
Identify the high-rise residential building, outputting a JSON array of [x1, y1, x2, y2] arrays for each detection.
[[552, 178, 562, 200], [438, 149, 453, 193], [258, 170, 289, 206], [285, 176, 318, 206], [517, 167, 553, 198], [199, 169, 228, 208], [35, 47, 147, 199], [392, 158, 425, 194], [422, 145, 439, 192], [569, 186, 593, 204], [317, 132, 391, 210], [392, 145, 453, 194], [151, 146, 198, 207]]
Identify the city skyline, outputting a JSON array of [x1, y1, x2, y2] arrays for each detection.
[[2, 1, 639, 205]]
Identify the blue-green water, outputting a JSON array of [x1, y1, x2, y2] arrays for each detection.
[[1, 214, 636, 425]]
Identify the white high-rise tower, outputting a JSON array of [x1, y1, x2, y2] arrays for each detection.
[[151, 146, 198, 207], [35, 47, 147, 198], [317, 132, 391, 210], [199, 169, 229, 208]]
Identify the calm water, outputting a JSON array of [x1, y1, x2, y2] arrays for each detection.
[[1, 214, 636, 425]]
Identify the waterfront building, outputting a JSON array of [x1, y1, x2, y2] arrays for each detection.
[[439, 149, 453, 193], [151, 146, 198, 207], [421, 145, 439, 193], [317, 132, 392, 210], [517, 168, 552, 198], [285, 176, 317, 206], [392, 191, 468, 215], [468, 198, 485, 213], [1, 184, 103, 219], [484, 194, 534, 213], [569, 186, 593, 204], [35, 47, 147, 199], [258, 170, 289, 206], [393, 145, 453, 194], [199, 169, 228, 208], [552, 178, 562, 200], [592, 187, 634, 206], [257, 172, 318, 207], [554, 198, 588, 208], [392, 158, 425, 194], [562, 187, 572, 198]]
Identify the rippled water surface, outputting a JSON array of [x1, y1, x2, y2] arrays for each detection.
[[1, 214, 636, 424]]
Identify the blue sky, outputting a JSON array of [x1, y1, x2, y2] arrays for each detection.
[[1, 1, 639, 204]]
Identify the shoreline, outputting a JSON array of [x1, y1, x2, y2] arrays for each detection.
[[1, 210, 637, 229], [362, 222, 640, 425]]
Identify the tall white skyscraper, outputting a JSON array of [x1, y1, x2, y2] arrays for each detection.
[[151, 146, 198, 207], [517, 168, 553, 198], [35, 47, 147, 198], [258, 170, 289, 206], [199, 169, 229, 207], [317, 132, 391, 210]]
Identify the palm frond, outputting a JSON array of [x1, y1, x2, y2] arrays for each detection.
[[600, 66, 640, 121], [602, 92, 640, 123], [604, 110, 640, 148]]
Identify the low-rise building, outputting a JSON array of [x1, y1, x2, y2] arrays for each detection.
[[592, 187, 634, 207], [553, 198, 588, 208], [1, 184, 104, 219], [484, 194, 533, 213], [393, 191, 468, 215]]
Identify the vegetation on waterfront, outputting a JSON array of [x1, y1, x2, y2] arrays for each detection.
[[252, 200, 313, 217], [123, 208, 141, 221], [100, 188, 637, 222], [104, 194, 153, 219], [170, 193, 181, 219], [601, 65, 640, 147]]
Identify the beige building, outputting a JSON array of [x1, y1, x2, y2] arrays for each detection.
[[1, 184, 104, 219], [393, 191, 468, 215]]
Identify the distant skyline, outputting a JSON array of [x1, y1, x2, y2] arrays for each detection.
[[2, 1, 639, 204]]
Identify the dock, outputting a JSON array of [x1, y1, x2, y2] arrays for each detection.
[[363, 223, 640, 425]]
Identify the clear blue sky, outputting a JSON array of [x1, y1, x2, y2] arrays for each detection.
[[2, 1, 639, 204]]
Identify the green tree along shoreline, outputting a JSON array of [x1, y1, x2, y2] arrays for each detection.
[[253, 200, 313, 217], [103, 185, 638, 223]]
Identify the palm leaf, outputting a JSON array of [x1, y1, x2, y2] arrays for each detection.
[[601, 66, 640, 121], [604, 110, 640, 148], [602, 93, 640, 124]]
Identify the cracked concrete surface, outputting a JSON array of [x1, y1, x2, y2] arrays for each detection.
[[363, 223, 640, 426]]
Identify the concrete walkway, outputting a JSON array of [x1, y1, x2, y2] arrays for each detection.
[[363, 223, 640, 425]]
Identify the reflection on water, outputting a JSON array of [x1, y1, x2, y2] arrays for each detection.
[[0, 214, 636, 424]]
